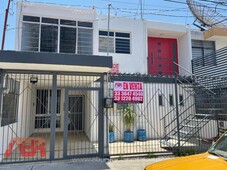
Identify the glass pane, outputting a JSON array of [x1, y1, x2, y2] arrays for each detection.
[[192, 47, 203, 59], [78, 28, 93, 55], [116, 32, 130, 38], [42, 17, 58, 24], [21, 23, 39, 52], [192, 40, 203, 47], [40, 25, 58, 52], [116, 38, 130, 54], [78, 21, 93, 28], [23, 15, 40, 22], [60, 19, 77, 26], [60, 27, 77, 53], [99, 31, 114, 36], [204, 48, 214, 55], [99, 37, 114, 53], [204, 48, 216, 66]]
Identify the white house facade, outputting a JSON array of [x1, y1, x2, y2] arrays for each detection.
[[0, 1, 226, 164]]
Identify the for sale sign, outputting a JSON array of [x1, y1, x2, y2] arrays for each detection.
[[113, 81, 143, 103]]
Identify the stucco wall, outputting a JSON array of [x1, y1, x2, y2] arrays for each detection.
[[97, 16, 147, 73]]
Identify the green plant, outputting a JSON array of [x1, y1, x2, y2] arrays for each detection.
[[109, 123, 114, 132], [122, 106, 136, 131]]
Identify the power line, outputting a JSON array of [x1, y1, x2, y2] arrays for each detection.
[[5, 0, 227, 33]]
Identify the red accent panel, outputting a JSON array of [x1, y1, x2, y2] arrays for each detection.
[[147, 37, 178, 76]]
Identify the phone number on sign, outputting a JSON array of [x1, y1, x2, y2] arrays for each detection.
[[114, 96, 143, 102]]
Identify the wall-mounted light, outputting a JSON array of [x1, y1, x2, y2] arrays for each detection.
[[104, 98, 114, 108], [30, 76, 38, 84]]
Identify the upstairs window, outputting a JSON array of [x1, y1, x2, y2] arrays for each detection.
[[60, 27, 77, 53], [21, 15, 93, 55], [41, 25, 58, 52], [99, 31, 130, 54], [192, 40, 216, 66]]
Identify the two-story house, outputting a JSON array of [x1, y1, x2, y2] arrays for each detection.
[[0, 1, 225, 163]]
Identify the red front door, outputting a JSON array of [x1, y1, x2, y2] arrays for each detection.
[[147, 37, 178, 76]]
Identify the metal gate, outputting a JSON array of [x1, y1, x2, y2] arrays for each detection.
[[2, 70, 226, 163], [63, 88, 102, 159], [106, 74, 227, 157], [0, 71, 105, 164]]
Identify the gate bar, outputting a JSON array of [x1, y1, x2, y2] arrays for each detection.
[[63, 89, 69, 158], [50, 73, 57, 160], [98, 74, 105, 158]]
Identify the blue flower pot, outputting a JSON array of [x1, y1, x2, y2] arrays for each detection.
[[124, 131, 134, 142], [137, 129, 146, 141], [109, 131, 115, 143]]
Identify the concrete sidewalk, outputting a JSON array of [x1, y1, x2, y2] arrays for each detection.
[[0, 157, 174, 170]]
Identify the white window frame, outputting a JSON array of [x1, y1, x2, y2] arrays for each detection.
[[21, 15, 93, 54], [99, 30, 131, 54]]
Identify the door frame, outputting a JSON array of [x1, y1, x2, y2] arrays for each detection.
[[63, 87, 103, 159]]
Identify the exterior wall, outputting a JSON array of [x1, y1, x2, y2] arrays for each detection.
[[178, 29, 192, 75], [214, 38, 227, 50], [97, 16, 147, 73], [191, 30, 204, 41], [204, 28, 227, 49]]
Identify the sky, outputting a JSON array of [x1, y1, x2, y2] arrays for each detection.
[[1, 0, 227, 50]]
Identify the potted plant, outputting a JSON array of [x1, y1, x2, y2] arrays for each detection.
[[109, 123, 115, 143], [123, 106, 136, 142], [137, 128, 147, 141]]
